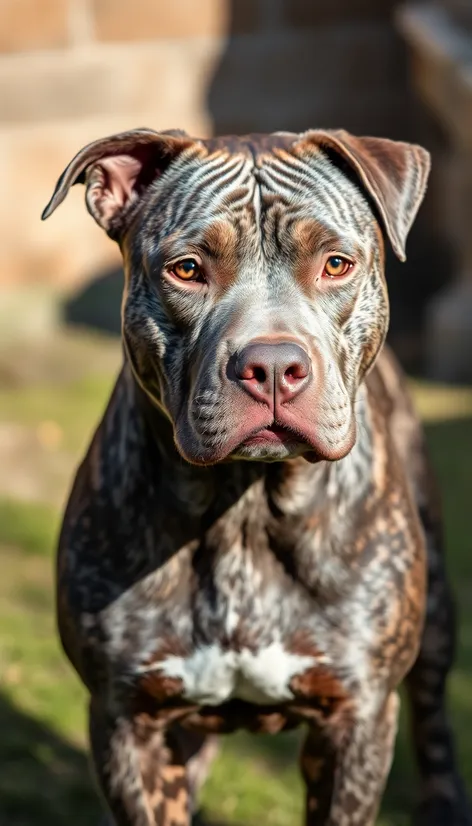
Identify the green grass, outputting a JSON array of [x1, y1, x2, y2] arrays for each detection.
[[0, 335, 471, 825], [0, 500, 59, 557]]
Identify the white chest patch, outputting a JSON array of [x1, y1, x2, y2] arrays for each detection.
[[145, 641, 317, 705]]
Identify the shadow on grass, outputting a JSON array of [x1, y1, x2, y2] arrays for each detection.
[[0, 692, 100, 826]]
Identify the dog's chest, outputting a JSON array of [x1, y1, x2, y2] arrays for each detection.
[[153, 641, 318, 705], [108, 537, 333, 707]]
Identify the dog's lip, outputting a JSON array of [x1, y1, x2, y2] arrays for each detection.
[[241, 424, 300, 445]]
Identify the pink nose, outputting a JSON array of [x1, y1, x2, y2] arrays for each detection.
[[234, 341, 311, 406]]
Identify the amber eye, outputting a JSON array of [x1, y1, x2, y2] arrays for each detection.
[[170, 258, 203, 282], [323, 256, 352, 278]]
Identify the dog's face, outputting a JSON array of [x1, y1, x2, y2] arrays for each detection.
[[44, 129, 429, 465]]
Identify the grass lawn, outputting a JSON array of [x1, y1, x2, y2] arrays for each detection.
[[0, 330, 471, 826]]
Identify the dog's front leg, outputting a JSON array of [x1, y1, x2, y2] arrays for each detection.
[[89, 697, 191, 826], [300, 692, 399, 826]]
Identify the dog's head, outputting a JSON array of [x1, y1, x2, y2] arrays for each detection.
[[43, 128, 429, 465]]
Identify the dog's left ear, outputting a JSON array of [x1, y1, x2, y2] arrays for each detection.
[[296, 130, 431, 261], [41, 128, 196, 239]]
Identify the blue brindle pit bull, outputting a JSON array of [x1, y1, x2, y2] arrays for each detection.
[[43, 129, 471, 826]]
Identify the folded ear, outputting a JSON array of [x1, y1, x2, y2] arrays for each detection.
[[41, 128, 195, 239], [296, 129, 431, 261]]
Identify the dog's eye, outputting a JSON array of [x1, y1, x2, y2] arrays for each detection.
[[323, 256, 352, 278], [171, 258, 203, 282]]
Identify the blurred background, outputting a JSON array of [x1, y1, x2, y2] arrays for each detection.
[[0, 1, 471, 824]]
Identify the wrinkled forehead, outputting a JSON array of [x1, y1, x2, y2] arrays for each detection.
[[203, 131, 297, 157], [141, 132, 374, 261]]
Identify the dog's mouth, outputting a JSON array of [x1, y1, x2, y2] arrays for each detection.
[[228, 414, 356, 465], [241, 423, 298, 446], [178, 401, 355, 466], [230, 420, 316, 462]]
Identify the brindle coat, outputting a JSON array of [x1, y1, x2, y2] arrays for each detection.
[[43, 129, 470, 826]]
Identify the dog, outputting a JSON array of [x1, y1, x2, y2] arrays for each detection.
[[43, 128, 470, 826]]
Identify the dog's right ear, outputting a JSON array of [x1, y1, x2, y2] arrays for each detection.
[[41, 128, 196, 239]]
